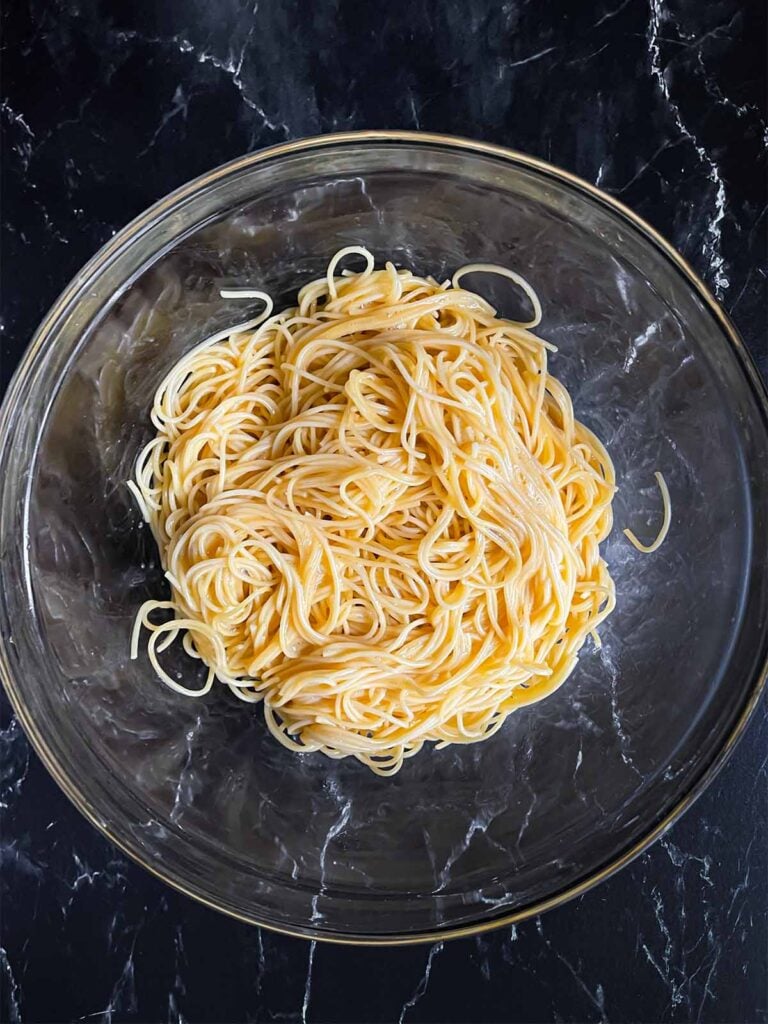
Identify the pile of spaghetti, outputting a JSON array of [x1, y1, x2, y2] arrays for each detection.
[[130, 247, 618, 774]]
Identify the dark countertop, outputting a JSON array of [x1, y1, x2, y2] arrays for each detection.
[[1, 1, 766, 1022]]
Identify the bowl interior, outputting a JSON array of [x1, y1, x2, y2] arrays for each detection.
[[3, 140, 767, 938]]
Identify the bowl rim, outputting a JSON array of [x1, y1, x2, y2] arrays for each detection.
[[1, 128, 767, 946]]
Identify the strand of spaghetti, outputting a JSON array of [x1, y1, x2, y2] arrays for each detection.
[[623, 471, 671, 554], [451, 263, 543, 329]]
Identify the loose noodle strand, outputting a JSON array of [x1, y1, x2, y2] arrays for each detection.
[[623, 471, 671, 554]]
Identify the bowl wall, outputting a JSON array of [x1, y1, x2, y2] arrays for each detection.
[[1, 136, 766, 940]]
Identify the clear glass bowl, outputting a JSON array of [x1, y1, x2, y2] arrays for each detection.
[[1, 132, 766, 943]]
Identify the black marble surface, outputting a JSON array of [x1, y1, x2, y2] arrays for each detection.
[[1, 1, 766, 1022]]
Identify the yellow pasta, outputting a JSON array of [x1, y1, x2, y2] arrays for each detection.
[[623, 471, 671, 553], [130, 248, 619, 774]]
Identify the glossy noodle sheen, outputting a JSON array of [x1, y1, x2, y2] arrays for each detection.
[[129, 248, 617, 775]]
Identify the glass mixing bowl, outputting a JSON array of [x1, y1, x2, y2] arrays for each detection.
[[1, 132, 766, 943]]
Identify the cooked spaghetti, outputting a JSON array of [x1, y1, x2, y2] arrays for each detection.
[[129, 247, 620, 774], [623, 471, 671, 553]]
